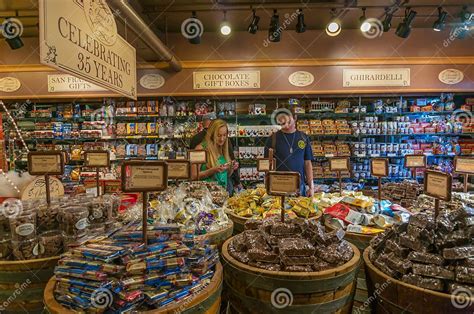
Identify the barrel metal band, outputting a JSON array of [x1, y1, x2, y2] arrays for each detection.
[[0, 269, 53, 283], [227, 282, 354, 313], [224, 258, 361, 294]]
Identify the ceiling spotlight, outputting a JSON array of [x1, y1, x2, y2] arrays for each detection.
[[433, 7, 447, 31], [359, 8, 371, 33], [296, 9, 306, 33], [1, 18, 24, 50], [220, 11, 231, 36], [396, 8, 417, 38], [268, 9, 281, 43], [382, 9, 393, 32], [326, 9, 342, 37], [247, 9, 260, 34]]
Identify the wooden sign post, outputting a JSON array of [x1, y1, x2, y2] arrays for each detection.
[[454, 157, 474, 193], [424, 170, 452, 219], [121, 161, 168, 246], [167, 160, 191, 186], [188, 150, 207, 181], [329, 157, 350, 196], [27, 151, 64, 205], [265, 171, 300, 223], [371, 158, 389, 213], [84, 151, 110, 197], [404, 154, 427, 182]]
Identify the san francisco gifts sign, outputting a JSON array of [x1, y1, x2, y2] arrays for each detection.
[[39, 0, 137, 99], [193, 71, 260, 90]]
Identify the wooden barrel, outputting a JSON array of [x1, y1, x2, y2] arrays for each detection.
[[0, 256, 59, 314], [364, 247, 474, 313], [221, 238, 361, 314], [227, 210, 322, 235], [324, 219, 376, 314], [44, 262, 223, 314], [203, 220, 234, 249]]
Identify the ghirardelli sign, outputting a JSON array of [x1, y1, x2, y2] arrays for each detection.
[[39, 0, 137, 99]]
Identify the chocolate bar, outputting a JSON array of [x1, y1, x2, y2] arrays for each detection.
[[244, 219, 262, 230], [385, 253, 412, 274], [374, 255, 399, 278], [278, 238, 315, 257], [455, 266, 474, 284], [435, 229, 470, 250], [399, 233, 430, 253], [407, 251, 445, 266], [370, 229, 395, 252], [386, 239, 410, 258], [443, 245, 474, 260], [248, 261, 281, 271], [402, 274, 444, 292], [407, 224, 434, 242], [412, 263, 454, 280], [409, 213, 435, 230], [248, 249, 280, 264], [270, 222, 301, 236]]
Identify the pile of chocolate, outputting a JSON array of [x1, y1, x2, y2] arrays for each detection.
[[228, 218, 354, 272], [410, 192, 474, 213], [382, 180, 423, 209], [370, 204, 474, 294]]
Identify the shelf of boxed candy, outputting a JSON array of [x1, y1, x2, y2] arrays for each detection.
[[365, 193, 474, 313]]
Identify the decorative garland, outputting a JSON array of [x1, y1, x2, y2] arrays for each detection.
[[0, 100, 29, 153]]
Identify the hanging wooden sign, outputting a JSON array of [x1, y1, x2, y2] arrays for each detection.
[[27, 152, 64, 176], [371, 158, 389, 177], [121, 161, 168, 192], [424, 170, 452, 202], [266, 171, 300, 196], [84, 151, 110, 168], [167, 160, 191, 180], [454, 157, 474, 174], [404, 155, 427, 168]]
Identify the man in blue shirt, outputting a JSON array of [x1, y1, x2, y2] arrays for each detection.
[[265, 110, 314, 196]]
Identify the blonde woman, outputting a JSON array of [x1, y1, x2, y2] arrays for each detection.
[[192, 119, 238, 189]]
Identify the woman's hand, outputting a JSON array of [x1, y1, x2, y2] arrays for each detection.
[[232, 160, 239, 170], [213, 164, 227, 174]]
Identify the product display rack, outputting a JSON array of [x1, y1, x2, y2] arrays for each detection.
[[2, 93, 473, 187]]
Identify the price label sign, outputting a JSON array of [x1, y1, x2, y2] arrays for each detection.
[[28, 152, 64, 175], [257, 159, 271, 172], [371, 158, 389, 177], [121, 161, 168, 192], [404, 155, 426, 168], [454, 157, 474, 174], [424, 170, 452, 202], [266, 171, 300, 196], [84, 151, 110, 168], [167, 160, 191, 180], [188, 150, 207, 164], [329, 157, 350, 172]]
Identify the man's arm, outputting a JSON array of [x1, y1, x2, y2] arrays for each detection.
[[304, 160, 314, 197], [303, 133, 314, 196]]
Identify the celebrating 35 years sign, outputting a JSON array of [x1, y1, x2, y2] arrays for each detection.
[[39, 0, 137, 99]]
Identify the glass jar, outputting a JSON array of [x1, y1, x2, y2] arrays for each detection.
[[0, 237, 12, 261], [60, 206, 89, 238], [39, 230, 63, 258], [12, 237, 43, 260], [9, 212, 36, 241]]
